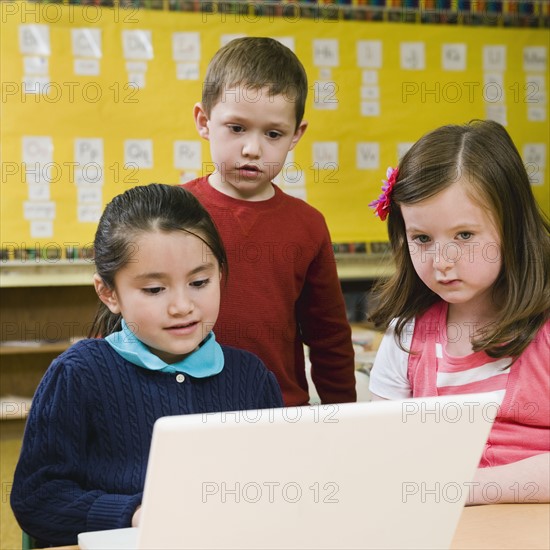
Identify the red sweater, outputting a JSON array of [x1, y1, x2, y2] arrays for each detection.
[[185, 177, 356, 406]]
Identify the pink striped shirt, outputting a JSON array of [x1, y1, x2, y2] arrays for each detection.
[[370, 301, 550, 467], [434, 338, 510, 397]]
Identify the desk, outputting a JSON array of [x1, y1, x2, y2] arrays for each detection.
[[451, 503, 549, 550], [48, 503, 550, 550]]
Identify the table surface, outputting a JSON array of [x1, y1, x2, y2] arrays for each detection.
[[451, 503, 549, 550], [46, 503, 550, 550]]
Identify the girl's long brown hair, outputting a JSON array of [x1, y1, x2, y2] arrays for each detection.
[[369, 120, 550, 358]]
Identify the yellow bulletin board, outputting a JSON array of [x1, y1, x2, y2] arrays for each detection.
[[1, 1, 549, 250]]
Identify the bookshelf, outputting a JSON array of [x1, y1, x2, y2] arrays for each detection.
[[0, 263, 99, 419]]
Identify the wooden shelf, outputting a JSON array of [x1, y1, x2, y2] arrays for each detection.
[[0, 284, 99, 403], [335, 253, 394, 280], [0, 340, 74, 355], [1, 254, 394, 287], [0, 260, 96, 288]]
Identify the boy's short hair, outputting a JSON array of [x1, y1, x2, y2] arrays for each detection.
[[202, 37, 308, 129]]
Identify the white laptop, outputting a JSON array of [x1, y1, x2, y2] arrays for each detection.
[[79, 393, 500, 550]]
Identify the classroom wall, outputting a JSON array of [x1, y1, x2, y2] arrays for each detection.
[[1, 1, 548, 249]]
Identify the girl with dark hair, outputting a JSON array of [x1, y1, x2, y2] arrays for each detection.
[[11, 184, 283, 547]]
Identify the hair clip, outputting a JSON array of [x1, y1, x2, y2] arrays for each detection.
[[369, 166, 399, 221]]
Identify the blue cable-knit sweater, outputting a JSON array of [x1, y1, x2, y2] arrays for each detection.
[[10, 338, 283, 547]]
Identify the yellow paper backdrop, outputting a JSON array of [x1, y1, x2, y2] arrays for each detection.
[[1, 2, 548, 248]]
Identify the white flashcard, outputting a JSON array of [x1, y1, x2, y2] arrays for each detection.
[[22, 75, 49, 94], [74, 166, 104, 186], [483, 72, 504, 86], [22, 136, 53, 164], [30, 220, 53, 238], [75, 138, 104, 166], [24, 201, 56, 220], [125, 139, 153, 169], [397, 142, 414, 160], [25, 164, 42, 185], [313, 81, 338, 110], [28, 183, 50, 201], [23, 56, 48, 75], [272, 153, 294, 186], [78, 186, 103, 203], [527, 87, 546, 104], [172, 32, 200, 61], [523, 79, 546, 103], [221, 34, 246, 47], [485, 104, 508, 126], [526, 74, 547, 92], [272, 171, 283, 187], [483, 45, 506, 72], [527, 106, 547, 122], [360, 101, 380, 117], [71, 28, 102, 58], [274, 37, 295, 52], [74, 59, 100, 76], [126, 61, 148, 73], [400, 42, 425, 70], [361, 86, 379, 100], [122, 30, 153, 60], [526, 168, 543, 186], [19, 24, 50, 56], [362, 70, 378, 85], [281, 169, 305, 188], [174, 140, 202, 170], [176, 62, 200, 81], [523, 46, 547, 73], [442, 44, 467, 71], [313, 39, 339, 67], [523, 146, 544, 185], [483, 73, 505, 103], [285, 187, 307, 201], [78, 204, 102, 223], [128, 72, 146, 89], [357, 40, 382, 69], [27, 163, 56, 184], [313, 142, 338, 166], [356, 142, 380, 170], [319, 67, 332, 80], [523, 143, 546, 168]]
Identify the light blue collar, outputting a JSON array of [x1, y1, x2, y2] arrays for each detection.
[[105, 320, 224, 377]]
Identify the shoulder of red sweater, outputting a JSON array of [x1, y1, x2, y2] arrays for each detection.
[[181, 176, 208, 190]]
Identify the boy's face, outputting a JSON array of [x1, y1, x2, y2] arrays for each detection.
[[194, 86, 307, 201]]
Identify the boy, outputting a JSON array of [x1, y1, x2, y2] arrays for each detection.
[[185, 37, 356, 406]]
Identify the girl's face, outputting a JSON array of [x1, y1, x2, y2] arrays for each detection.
[[401, 179, 502, 317], [98, 229, 221, 363]]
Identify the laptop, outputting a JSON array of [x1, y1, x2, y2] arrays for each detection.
[[79, 392, 500, 550]]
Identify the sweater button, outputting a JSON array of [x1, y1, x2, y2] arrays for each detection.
[[176, 373, 185, 383]]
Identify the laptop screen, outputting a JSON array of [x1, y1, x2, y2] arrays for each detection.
[[133, 394, 498, 549]]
